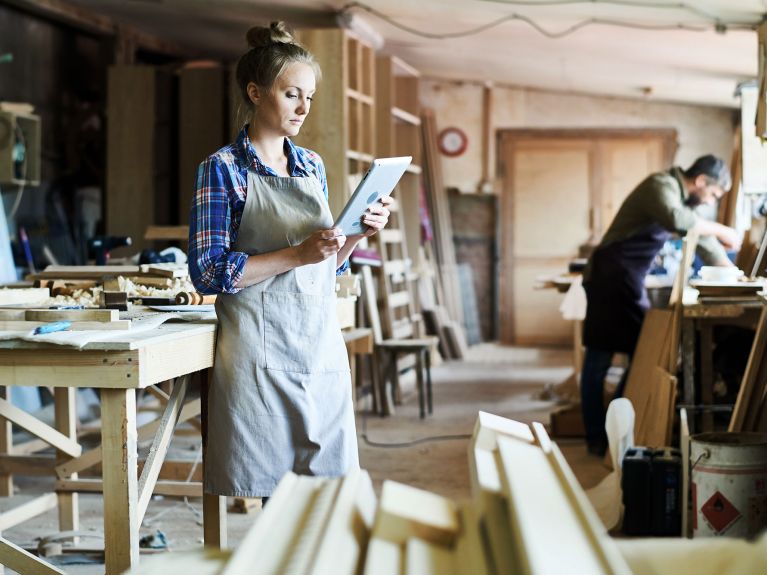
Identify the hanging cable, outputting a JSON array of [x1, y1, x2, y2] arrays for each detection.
[[339, 1, 760, 41]]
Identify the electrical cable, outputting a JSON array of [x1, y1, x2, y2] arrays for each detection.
[[340, 1, 760, 41], [359, 397, 471, 448]]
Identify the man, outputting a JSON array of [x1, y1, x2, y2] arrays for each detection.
[[581, 155, 741, 455]]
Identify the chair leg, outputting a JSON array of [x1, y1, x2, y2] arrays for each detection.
[[368, 353, 379, 415], [391, 353, 403, 405], [416, 351, 425, 419], [425, 349, 433, 415], [374, 349, 394, 416]]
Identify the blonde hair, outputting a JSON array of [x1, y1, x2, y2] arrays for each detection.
[[236, 21, 321, 109]]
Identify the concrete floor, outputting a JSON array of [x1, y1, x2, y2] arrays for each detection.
[[1, 343, 607, 573]]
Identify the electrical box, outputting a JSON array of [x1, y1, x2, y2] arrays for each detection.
[[0, 105, 41, 186]]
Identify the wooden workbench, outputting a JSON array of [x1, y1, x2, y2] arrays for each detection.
[[681, 295, 762, 432], [0, 321, 220, 574]]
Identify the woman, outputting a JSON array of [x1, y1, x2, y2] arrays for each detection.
[[188, 21, 391, 498]]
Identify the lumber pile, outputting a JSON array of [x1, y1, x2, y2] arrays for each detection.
[[130, 412, 632, 574]]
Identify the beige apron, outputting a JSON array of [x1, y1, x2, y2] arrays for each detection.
[[205, 172, 358, 497]]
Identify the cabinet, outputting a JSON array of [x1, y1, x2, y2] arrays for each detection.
[[294, 29, 376, 218]]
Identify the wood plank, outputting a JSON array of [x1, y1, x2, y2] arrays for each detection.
[[0, 493, 58, 531], [0, 288, 49, 305], [312, 469, 377, 575], [0, 399, 81, 457], [137, 376, 189, 524], [0, 320, 131, 331], [373, 480, 460, 546], [203, 494, 227, 550], [362, 537, 401, 575], [54, 388, 79, 535], [0, 455, 57, 476], [730, 305, 767, 431], [0, 387, 13, 497], [100, 388, 139, 574], [405, 537, 454, 575], [25, 309, 118, 322], [56, 478, 202, 498], [0, 348, 139, 389], [496, 436, 613, 575], [0, 536, 64, 575]]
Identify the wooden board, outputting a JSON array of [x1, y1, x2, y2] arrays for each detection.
[[0, 288, 49, 305], [373, 480, 460, 547]]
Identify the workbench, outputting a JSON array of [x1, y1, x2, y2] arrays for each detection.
[[0, 321, 220, 574], [681, 294, 762, 432]]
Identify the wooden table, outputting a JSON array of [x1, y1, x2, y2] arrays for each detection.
[[681, 297, 762, 432], [0, 322, 221, 575]]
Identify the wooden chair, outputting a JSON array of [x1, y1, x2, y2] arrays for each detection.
[[360, 265, 438, 418]]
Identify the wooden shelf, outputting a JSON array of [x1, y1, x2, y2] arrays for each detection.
[[391, 107, 421, 126], [346, 88, 374, 106], [346, 150, 375, 163]]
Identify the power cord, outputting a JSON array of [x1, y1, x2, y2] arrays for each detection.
[[340, 1, 759, 41], [359, 398, 471, 448]]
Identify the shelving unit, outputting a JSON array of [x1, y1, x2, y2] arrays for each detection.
[[293, 29, 376, 218]]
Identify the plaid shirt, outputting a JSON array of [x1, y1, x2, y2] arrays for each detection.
[[189, 125, 346, 294]]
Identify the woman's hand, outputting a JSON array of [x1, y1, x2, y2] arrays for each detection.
[[361, 195, 392, 237], [295, 228, 346, 265]]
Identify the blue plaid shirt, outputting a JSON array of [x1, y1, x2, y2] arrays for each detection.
[[189, 125, 347, 294]]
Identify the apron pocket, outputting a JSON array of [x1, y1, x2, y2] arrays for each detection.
[[263, 291, 341, 373]]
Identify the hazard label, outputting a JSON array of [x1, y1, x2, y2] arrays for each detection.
[[701, 490, 741, 534]]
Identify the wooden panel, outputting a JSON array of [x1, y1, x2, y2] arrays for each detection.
[[0, 349, 139, 388], [179, 66, 226, 224], [599, 138, 665, 235], [511, 144, 592, 257], [106, 66, 156, 255]]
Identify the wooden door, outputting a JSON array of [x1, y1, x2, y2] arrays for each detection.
[[499, 130, 676, 346]]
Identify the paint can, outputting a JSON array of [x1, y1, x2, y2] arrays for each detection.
[[690, 432, 767, 538]]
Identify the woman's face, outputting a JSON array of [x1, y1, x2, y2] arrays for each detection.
[[250, 62, 316, 138]]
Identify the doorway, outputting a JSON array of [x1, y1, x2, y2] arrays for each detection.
[[498, 129, 677, 346]]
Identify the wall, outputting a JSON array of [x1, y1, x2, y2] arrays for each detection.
[[421, 80, 737, 194]]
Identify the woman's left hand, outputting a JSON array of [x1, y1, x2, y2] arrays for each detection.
[[361, 195, 392, 237]]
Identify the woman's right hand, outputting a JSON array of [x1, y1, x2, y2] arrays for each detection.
[[295, 228, 346, 265]]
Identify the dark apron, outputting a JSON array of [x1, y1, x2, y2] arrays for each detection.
[[583, 223, 672, 354]]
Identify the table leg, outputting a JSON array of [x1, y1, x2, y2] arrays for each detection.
[[54, 388, 79, 535], [700, 322, 714, 431], [0, 388, 12, 497], [682, 318, 696, 433], [101, 389, 139, 575], [200, 368, 227, 549]]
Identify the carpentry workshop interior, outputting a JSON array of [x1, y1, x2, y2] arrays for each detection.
[[4, 0, 767, 574]]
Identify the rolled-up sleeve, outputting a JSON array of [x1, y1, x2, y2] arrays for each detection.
[[188, 157, 249, 294], [696, 234, 729, 265]]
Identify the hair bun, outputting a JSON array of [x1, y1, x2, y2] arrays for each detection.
[[246, 21, 295, 49]]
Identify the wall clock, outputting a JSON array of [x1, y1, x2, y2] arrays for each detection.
[[437, 126, 468, 157]]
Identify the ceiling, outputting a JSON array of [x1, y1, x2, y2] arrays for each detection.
[[60, 0, 766, 108]]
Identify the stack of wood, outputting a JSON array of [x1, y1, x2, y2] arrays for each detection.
[[130, 412, 631, 574], [21, 264, 214, 309], [0, 308, 129, 331]]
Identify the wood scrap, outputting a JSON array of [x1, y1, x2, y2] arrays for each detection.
[[0, 288, 49, 306], [730, 302, 767, 432], [373, 480, 460, 547]]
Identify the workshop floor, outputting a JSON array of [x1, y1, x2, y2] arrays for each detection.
[[1, 343, 607, 574]]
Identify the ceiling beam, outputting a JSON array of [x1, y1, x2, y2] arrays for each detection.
[[3, 0, 185, 56]]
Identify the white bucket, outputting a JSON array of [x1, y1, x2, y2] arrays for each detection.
[[691, 432, 767, 538]]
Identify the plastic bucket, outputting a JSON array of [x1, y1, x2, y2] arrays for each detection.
[[690, 432, 767, 538]]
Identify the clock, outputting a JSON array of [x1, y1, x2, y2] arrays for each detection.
[[437, 126, 468, 157]]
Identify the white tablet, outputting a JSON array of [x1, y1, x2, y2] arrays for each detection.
[[334, 156, 412, 236]]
